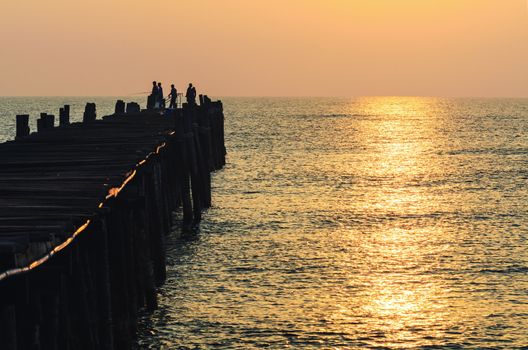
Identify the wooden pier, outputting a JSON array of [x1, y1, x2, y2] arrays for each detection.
[[0, 97, 226, 349]]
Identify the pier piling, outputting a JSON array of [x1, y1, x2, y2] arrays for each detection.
[[59, 105, 70, 126], [15, 115, 30, 139], [115, 100, 125, 115], [83, 102, 97, 123]]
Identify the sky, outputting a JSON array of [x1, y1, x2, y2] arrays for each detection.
[[0, 0, 527, 97]]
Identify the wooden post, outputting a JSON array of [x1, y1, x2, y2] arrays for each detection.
[[45, 114, 55, 129], [93, 218, 114, 350], [106, 204, 133, 349], [177, 107, 194, 230], [115, 100, 125, 115], [58, 272, 73, 350], [137, 174, 158, 311], [183, 106, 203, 224], [196, 105, 213, 207], [1, 305, 17, 350], [59, 105, 70, 126], [213, 101, 227, 168], [125, 102, 140, 114], [192, 120, 209, 210], [37, 113, 47, 133], [40, 291, 59, 350], [16, 114, 30, 139], [147, 94, 155, 110], [29, 283, 43, 350], [145, 164, 167, 286], [83, 103, 96, 123]]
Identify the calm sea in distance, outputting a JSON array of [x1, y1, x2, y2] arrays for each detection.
[[1, 97, 527, 349]]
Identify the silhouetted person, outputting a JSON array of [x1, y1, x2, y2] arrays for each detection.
[[168, 84, 177, 109], [157, 82, 164, 108], [148, 81, 159, 109], [186, 83, 197, 105]]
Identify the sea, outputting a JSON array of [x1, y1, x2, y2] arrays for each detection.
[[1, 97, 527, 349]]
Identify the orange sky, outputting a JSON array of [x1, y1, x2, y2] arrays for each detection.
[[0, 0, 527, 97]]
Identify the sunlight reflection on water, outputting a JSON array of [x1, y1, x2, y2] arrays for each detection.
[[134, 97, 527, 349]]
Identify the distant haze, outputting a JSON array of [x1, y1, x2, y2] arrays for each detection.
[[0, 0, 527, 97]]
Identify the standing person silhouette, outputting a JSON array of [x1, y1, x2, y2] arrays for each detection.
[[149, 81, 159, 109], [168, 84, 177, 109], [157, 82, 164, 108], [186, 83, 197, 105]]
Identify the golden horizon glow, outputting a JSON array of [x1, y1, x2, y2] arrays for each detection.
[[0, 0, 527, 97]]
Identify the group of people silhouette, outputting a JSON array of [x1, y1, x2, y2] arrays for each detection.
[[150, 81, 197, 109]]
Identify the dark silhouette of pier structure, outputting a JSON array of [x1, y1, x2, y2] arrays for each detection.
[[0, 95, 226, 349]]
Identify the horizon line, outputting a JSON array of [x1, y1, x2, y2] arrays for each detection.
[[1, 95, 528, 99]]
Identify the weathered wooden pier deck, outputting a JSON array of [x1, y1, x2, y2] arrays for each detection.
[[0, 97, 226, 349]]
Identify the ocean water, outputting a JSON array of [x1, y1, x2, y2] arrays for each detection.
[[1, 97, 528, 349]]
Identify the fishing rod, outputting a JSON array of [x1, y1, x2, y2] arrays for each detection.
[[126, 91, 151, 96]]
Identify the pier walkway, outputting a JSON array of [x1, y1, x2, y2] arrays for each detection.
[[0, 97, 226, 349]]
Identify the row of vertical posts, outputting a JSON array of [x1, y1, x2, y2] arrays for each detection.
[[15, 101, 148, 139], [37, 113, 55, 132], [15, 104, 74, 138], [0, 160, 177, 350], [114, 100, 141, 115], [176, 97, 226, 231]]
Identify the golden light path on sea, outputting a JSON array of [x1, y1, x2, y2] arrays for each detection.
[[333, 98, 459, 347]]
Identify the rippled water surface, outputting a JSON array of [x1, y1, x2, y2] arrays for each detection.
[[2, 97, 528, 349]]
